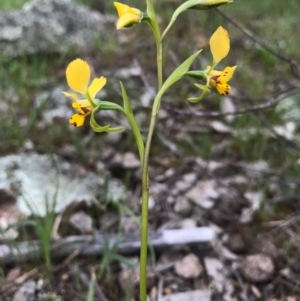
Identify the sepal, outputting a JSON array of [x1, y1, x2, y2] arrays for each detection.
[[187, 83, 211, 103], [90, 104, 124, 133]]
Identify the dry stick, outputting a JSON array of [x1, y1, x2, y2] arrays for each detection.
[[0, 227, 214, 265], [216, 8, 300, 79], [166, 85, 300, 152], [165, 85, 300, 118]]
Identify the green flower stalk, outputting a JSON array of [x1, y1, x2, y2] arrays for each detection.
[[62, 2, 236, 301]]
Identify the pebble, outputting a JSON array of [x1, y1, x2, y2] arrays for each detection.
[[13, 281, 37, 301], [241, 254, 275, 282], [69, 211, 93, 234], [174, 254, 203, 279]]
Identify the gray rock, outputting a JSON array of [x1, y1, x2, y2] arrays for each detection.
[[69, 211, 93, 234], [241, 254, 275, 282], [0, 0, 109, 57], [13, 281, 37, 301], [186, 180, 219, 210], [204, 257, 236, 300], [174, 254, 203, 279], [0, 153, 125, 216], [174, 197, 192, 216], [118, 264, 155, 292], [159, 290, 211, 301], [252, 238, 279, 259]]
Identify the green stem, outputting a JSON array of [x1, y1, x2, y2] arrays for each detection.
[[139, 41, 163, 301], [140, 8, 163, 301], [140, 114, 156, 301], [157, 42, 163, 90], [85, 91, 96, 108]]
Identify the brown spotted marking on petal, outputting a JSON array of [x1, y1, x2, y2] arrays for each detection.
[[70, 118, 77, 127], [81, 107, 91, 114]]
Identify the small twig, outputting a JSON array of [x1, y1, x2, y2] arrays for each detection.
[[0, 227, 215, 264], [157, 278, 164, 301], [275, 277, 300, 294], [165, 85, 300, 118], [231, 268, 250, 301], [51, 213, 63, 239]]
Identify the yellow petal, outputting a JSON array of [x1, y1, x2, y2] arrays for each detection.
[[116, 13, 141, 29], [206, 66, 222, 76], [114, 2, 140, 17], [69, 113, 86, 127], [114, 2, 129, 17], [216, 82, 231, 95], [62, 91, 78, 101], [88, 76, 107, 99], [217, 66, 237, 83], [127, 7, 141, 15], [209, 26, 230, 66], [66, 59, 90, 95], [72, 100, 93, 114]]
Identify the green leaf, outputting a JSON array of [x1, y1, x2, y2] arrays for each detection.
[[161, 0, 232, 40], [146, 0, 160, 42], [120, 82, 133, 115], [86, 275, 95, 301], [119, 82, 145, 162], [153, 50, 202, 113]]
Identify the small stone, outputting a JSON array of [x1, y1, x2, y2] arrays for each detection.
[[123, 152, 141, 169], [174, 197, 192, 216], [239, 207, 255, 224], [252, 238, 278, 259], [241, 254, 275, 282], [23, 139, 34, 150], [69, 211, 93, 234], [218, 245, 239, 261], [286, 297, 297, 301], [99, 211, 118, 230], [156, 251, 182, 272], [182, 173, 197, 183], [244, 191, 263, 210], [148, 196, 156, 210], [210, 121, 232, 133], [13, 281, 37, 301], [186, 180, 219, 210], [160, 290, 211, 301], [150, 286, 158, 301], [250, 285, 262, 299], [121, 215, 139, 234], [204, 257, 225, 292], [208, 223, 223, 235], [174, 254, 203, 279], [226, 233, 247, 253], [179, 218, 197, 229], [118, 266, 155, 292], [6, 267, 21, 283]]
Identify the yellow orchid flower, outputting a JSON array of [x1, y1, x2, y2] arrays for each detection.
[[114, 2, 143, 29], [207, 26, 236, 95], [62, 58, 107, 127], [207, 66, 237, 95]]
